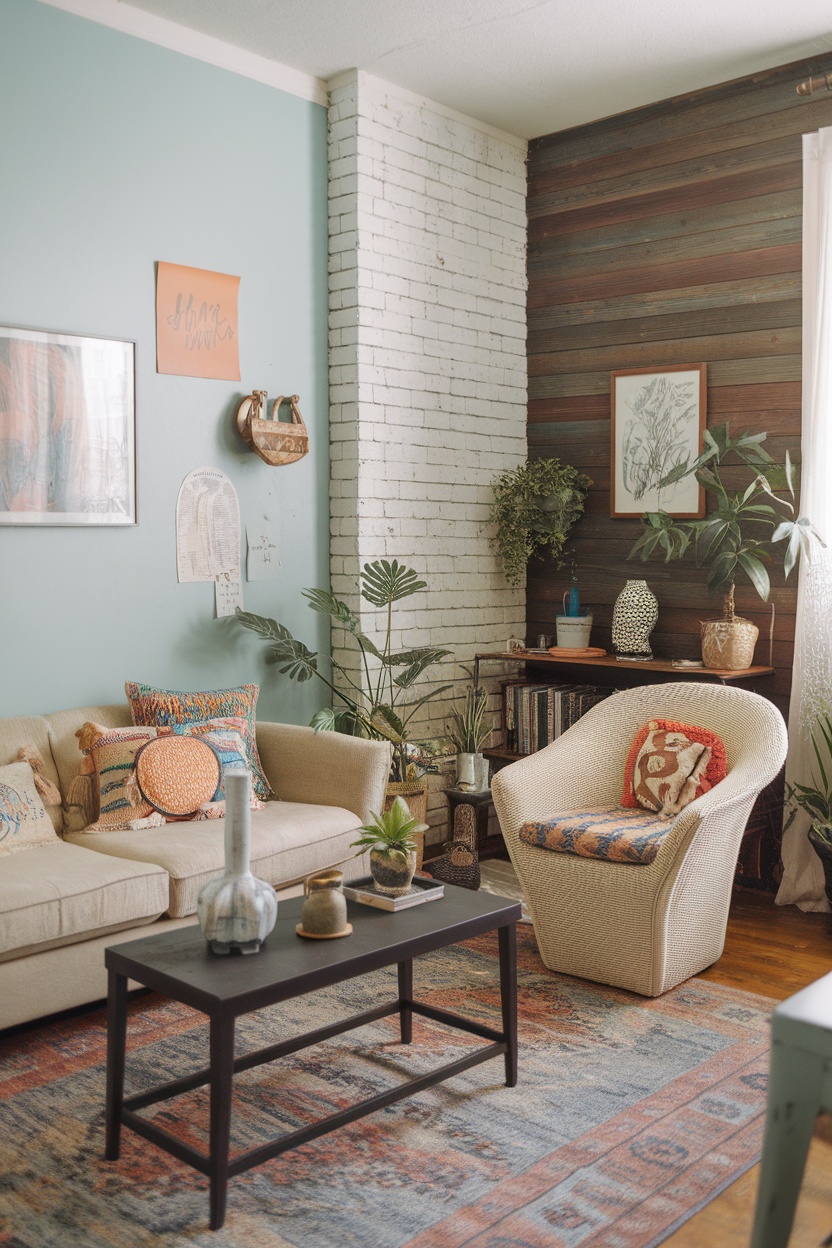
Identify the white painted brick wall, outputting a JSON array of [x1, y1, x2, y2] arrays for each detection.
[[327, 72, 527, 835]]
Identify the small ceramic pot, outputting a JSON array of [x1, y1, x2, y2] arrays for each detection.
[[299, 869, 350, 937], [370, 847, 416, 897], [457, 752, 489, 792], [555, 614, 593, 648]]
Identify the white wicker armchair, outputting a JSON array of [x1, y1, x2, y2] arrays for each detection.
[[491, 682, 788, 996]]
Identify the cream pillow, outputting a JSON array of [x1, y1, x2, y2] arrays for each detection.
[[0, 761, 61, 855]]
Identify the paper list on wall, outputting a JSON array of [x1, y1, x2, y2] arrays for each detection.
[[246, 520, 280, 581], [176, 467, 241, 584], [214, 571, 244, 618]]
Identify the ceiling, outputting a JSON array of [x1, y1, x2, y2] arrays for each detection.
[[124, 0, 832, 138]]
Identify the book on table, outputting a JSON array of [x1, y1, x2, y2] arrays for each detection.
[[343, 876, 445, 912]]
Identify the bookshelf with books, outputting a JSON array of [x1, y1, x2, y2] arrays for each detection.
[[501, 681, 611, 757]]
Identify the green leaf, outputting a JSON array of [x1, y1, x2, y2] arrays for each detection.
[[361, 559, 427, 607], [302, 588, 359, 630], [235, 609, 286, 642], [369, 704, 406, 744], [736, 550, 771, 601], [393, 649, 453, 688], [267, 635, 319, 682], [707, 549, 737, 593], [309, 707, 337, 732]]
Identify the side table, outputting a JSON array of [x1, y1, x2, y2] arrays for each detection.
[[750, 970, 832, 1247], [445, 788, 506, 860]]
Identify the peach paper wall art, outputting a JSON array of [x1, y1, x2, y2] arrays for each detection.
[[156, 262, 240, 380]]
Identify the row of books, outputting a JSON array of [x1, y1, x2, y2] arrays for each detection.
[[504, 682, 612, 755]]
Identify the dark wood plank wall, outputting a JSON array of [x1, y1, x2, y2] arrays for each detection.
[[526, 55, 832, 721]]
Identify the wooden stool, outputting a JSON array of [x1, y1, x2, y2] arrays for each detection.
[[750, 970, 832, 1246], [444, 788, 506, 860]]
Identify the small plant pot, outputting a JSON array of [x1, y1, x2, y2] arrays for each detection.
[[555, 614, 593, 648], [701, 617, 759, 670], [808, 823, 832, 907], [456, 751, 489, 792], [370, 847, 416, 897]]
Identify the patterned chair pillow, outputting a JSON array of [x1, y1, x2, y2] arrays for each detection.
[[0, 761, 61, 855], [125, 681, 271, 800], [622, 718, 727, 812], [630, 723, 711, 818], [519, 805, 672, 865]]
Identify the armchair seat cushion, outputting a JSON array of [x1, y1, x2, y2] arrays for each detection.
[[519, 804, 675, 865]]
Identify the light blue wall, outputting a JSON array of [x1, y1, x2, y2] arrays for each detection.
[[0, 0, 330, 723]]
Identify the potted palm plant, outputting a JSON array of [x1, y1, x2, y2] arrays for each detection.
[[629, 424, 823, 669], [447, 677, 490, 791], [490, 457, 591, 586], [351, 797, 428, 897], [236, 560, 452, 798], [785, 711, 832, 906]]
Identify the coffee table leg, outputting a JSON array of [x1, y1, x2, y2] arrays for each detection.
[[105, 968, 128, 1160], [209, 1013, 235, 1231], [498, 923, 518, 1087], [398, 959, 413, 1044]]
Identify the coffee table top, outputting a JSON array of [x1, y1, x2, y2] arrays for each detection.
[[106, 887, 521, 1014]]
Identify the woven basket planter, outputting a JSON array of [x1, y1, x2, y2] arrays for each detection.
[[701, 617, 759, 671], [384, 781, 428, 870]]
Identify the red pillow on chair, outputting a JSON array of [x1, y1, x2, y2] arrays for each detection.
[[621, 718, 728, 809]]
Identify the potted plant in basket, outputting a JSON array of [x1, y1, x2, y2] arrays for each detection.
[[490, 457, 591, 587], [785, 711, 832, 906], [629, 424, 824, 670], [236, 560, 452, 810], [351, 796, 428, 897], [447, 675, 490, 792]]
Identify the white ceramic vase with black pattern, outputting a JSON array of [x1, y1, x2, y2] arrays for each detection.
[[611, 579, 658, 660]]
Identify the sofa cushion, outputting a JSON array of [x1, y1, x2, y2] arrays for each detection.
[[519, 805, 673, 865], [0, 715, 63, 832], [66, 801, 363, 918], [0, 841, 168, 961], [0, 761, 61, 855]]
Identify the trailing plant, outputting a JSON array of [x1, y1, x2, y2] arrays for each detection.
[[350, 796, 426, 857], [236, 559, 452, 783], [447, 673, 489, 754], [629, 423, 824, 621], [785, 711, 832, 848], [490, 458, 591, 587]]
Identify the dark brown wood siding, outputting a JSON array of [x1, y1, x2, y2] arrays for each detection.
[[526, 55, 832, 720]]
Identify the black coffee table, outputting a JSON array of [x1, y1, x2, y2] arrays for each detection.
[[104, 887, 520, 1230]]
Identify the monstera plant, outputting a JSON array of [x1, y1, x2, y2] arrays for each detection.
[[237, 559, 451, 782]]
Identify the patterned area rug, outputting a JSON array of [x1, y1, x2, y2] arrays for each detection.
[[0, 927, 773, 1248]]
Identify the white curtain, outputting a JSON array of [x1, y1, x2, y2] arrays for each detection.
[[777, 127, 832, 911]]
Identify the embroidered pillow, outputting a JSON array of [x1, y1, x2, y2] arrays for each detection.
[[82, 725, 159, 832], [125, 681, 271, 800], [132, 735, 223, 819], [630, 723, 712, 819], [156, 721, 264, 809], [622, 718, 727, 809], [0, 761, 61, 855]]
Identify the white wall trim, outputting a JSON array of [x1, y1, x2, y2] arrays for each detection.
[[36, 0, 328, 105], [328, 69, 527, 151]]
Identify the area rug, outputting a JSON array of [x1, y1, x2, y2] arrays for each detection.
[[0, 927, 774, 1248]]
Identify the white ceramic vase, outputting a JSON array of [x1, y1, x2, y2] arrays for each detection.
[[457, 751, 489, 792], [196, 769, 278, 955]]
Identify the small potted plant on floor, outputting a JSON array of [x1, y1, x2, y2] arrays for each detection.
[[447, 676, 490, 791], [490, 458, 591, 587], [786, 711, 832, 906], [629, 424, 824, 670], [351, 796, 428, 897]]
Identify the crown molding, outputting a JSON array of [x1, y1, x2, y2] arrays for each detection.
[[36, 0, 327, 105]]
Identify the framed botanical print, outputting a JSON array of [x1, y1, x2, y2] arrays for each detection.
[[610, 363, 707, 518], [0, 325, 136, 525]]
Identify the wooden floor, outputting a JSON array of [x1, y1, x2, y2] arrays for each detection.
[[667, 890, 832, 1248]]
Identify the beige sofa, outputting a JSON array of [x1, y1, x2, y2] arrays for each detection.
[[0, 703, 391, 1029]]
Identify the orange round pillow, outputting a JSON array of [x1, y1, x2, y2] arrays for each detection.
[[133, 736, 221, 819], [621, 718, 727, 808]]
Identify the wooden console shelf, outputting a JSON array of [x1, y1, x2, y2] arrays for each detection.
[[473, 650, 774, 688]]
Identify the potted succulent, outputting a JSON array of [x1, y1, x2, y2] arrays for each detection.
[[237, 560, 452, 793], [785, 711, 832, 906], [490, 458, 591, 587], [629, 424, 824, 669], [447, 676, 490, 791], [351, 796, 428, 897]]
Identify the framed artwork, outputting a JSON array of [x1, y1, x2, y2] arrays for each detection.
[[610, 363, 707, 518], [0, 325, 136, 525]]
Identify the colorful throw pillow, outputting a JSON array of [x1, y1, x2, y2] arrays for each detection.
[[629, 723, 712, 819], [156, 720, 264, 809], [0, 761, 61, 855], [125, 681, 271, 800], [81, 724, 159, 832], [622, 718, 728, 811], [519, 805, 671, 865], [132, 736, 223, 819]]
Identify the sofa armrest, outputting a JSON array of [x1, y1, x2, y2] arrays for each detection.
[[256, 723, 391, 823]]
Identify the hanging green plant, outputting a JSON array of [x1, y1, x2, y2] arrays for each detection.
[[489, 458, 591, 586]]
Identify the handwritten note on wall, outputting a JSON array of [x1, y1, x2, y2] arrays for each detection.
[[156, 261, 240, 380]]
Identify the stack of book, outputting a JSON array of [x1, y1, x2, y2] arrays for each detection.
[[504, 682, 611, 755]]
